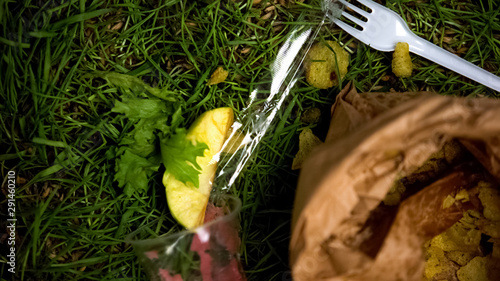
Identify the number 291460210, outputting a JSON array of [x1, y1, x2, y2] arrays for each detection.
[[7, 170, 16, 217]]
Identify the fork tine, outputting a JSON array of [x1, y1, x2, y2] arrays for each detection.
[[337, 0, 371, 19], [341, 11, 367, 28], [332, 18, 364, 39]]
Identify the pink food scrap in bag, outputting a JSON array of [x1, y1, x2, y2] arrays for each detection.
[[189, 203, 246, 281], [158, 268, 183, 281]]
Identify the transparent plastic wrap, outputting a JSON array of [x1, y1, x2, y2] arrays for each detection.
[[126, 3, 345, 280], [128, 195, 244, 281]]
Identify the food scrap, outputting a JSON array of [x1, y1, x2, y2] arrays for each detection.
[[305, 40, 349, 89], [158, 269, 183, 281], [424, 212, 500, 280], [392, 42, 413, 78], [423, 181, 500, 281], [207, 66, 229, 86], [162, 107, 234, 229], [300, 108, 321, 124], [292, 128, 323, 170], [383, 140, 467, 206], [379, 138, 500, 280], [101, 72, 181, 197], [478, 183, 500, 221]]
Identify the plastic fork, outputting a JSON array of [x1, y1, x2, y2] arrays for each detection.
[[325, 0, 500, 92]]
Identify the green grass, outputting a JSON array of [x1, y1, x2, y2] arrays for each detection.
[[1, 0, 499, 280]]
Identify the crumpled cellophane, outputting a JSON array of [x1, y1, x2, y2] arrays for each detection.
[[126, 7, 334, 281], [290, 82, 500, 281]]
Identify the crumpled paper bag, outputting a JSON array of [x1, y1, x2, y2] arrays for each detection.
[[290, 82, 500, 281]]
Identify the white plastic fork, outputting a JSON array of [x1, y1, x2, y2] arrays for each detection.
[[326, 0, 500, 92]]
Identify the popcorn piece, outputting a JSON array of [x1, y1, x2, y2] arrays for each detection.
[[305, 41, 349, 89], [392, 42, 413, 78], [292, 128, 323, 170], [207, 66, 229, 86]]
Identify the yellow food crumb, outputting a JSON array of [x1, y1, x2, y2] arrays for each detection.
[[460, 210, 480, 229], [207, 66, 228, 86], [455, 189, 470, 202], [392, 42, 413, 78], [457, 256, 490, 281], [478, 182, 500, 221], [442, 195, 455, 209], [305, 41, 349, 89], [430, 224, 481, 252], [425, 181, 500, 281], [424, 245, 457, 280], [445, 251, 476, 266], [292, 128, 323, 170]]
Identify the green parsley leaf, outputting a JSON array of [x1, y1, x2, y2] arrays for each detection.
[[114, 149, 159, 197], [102, 72, 177, 101], [160, 129, 208, 188], [112, 98, 170, 120], [102, 71, 186, 196]]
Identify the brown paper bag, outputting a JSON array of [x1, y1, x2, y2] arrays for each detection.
[[290, 82, 500, 281]]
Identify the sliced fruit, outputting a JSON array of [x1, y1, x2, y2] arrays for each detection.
[[163, 107, 234, 229]]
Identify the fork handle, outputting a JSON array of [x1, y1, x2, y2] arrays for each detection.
[[407, 34, 500, 92]]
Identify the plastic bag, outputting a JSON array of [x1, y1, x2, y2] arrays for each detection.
[[290, 82, 500, 280], [126, 5, 340, 280], [128, 195, 244, 281]]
